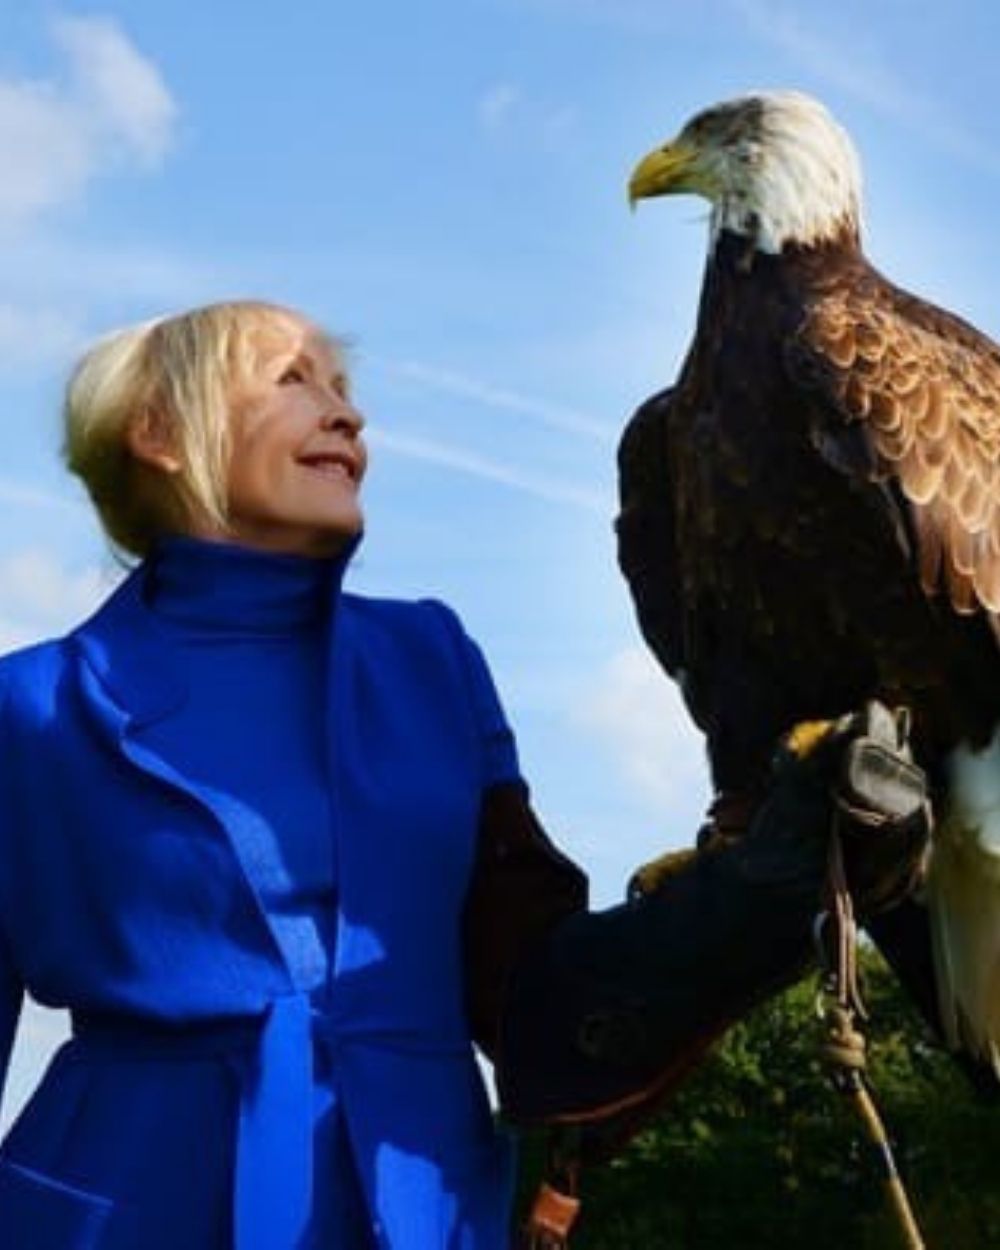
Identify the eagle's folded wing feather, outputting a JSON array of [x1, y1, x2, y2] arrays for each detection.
[[789, 281, 1000, 1069], [616, 387, 688, 680], [787, 281, 1000, 633]]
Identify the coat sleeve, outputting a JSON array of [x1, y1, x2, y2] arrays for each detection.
[[453, 626, 522, 789], [419, 600, 589, 1054], [463, 782, 588, 1060], [419, 598, 522, 788]]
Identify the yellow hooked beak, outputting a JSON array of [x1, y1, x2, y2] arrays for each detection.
[[627, 137, 710, 209]]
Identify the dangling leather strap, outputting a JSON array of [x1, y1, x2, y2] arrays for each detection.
[[816, 819, 926, 1250], [522, 1130, 582, 1248]]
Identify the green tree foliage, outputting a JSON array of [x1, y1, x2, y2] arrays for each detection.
[[518, 948, 1000, 1248]]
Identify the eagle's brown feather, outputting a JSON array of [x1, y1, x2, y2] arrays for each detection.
[[621, 88, 1000, 1079], [618, 230, 1000, 796], [791, 277, 1000, 625]]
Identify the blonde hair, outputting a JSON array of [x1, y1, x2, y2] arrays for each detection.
[[62, 299, 309, 561]]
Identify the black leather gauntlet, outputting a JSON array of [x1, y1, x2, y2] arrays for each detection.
[[495, 702, 929, 1147], [463, 781, 588, 1061]]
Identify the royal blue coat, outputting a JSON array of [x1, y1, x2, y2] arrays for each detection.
[[0, 543, 518, 1249]]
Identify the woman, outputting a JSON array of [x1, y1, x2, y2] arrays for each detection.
[[0, 300, 584, 1249]]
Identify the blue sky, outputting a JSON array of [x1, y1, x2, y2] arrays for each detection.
[[1, 0, 999, 1126]]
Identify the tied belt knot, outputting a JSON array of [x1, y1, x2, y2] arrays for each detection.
[[72, 995, 471, 1250]]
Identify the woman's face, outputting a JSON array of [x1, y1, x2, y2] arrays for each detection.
[[218, 313, 367, 558]]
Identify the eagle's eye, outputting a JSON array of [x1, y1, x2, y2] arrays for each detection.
[[731, 140, 760, 167]]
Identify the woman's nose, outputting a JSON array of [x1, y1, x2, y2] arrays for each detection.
[[319, 397, 364, 434]]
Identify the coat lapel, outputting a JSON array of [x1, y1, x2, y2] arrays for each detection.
[[70, 560, 298, 983], [72, 561, 188, 728]]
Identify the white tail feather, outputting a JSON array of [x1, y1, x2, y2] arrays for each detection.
[[928, 732, 1000, 1075]]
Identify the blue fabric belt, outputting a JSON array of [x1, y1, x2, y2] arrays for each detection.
[[74, 995, 313, 1248], [72, 995, 471, 1250]]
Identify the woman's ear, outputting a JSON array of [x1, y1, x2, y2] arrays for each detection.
[[125, 408, 182, 474]]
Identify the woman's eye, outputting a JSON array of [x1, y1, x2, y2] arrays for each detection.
[[279, 365, 306, 385]]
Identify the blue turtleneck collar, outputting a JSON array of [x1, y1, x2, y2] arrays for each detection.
[[145, 532, 360, 636]]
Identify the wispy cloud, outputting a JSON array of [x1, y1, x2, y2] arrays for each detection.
[[51, 15, 176, 167], [369, 427, 610, 514], [729, 0, 1000, 180], [368, 354, 615, 443], [477, 81, 577, 148], [576, 645, 710, 817], [0, 478, 86, 516], [0, 14, 178, 226]]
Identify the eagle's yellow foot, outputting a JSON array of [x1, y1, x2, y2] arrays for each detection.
[[783, 718, 837, 760], [628, 792, 760, 900], [627, 848, 698, 900]]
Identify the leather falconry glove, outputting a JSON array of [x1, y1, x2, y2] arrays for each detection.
[[493, 700, 930, 1158]]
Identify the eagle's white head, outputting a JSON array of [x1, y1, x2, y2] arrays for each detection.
[[629, 91, 863, 254]]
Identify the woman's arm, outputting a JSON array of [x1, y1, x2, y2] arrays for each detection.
[[464, 781, 587, 1060], [424, 600, 590, 1057], [494, 703, 930, 1138]]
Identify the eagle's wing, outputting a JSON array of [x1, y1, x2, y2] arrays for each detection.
[[788, 277, 1000, 1072], [786, 276, 1000, 632], [616, 386, 687, 680]]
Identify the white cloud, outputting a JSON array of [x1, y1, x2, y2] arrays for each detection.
[[0, 547, 119, 653], [0, 18, 182, 373], [576, 645, 710, 816], [51, 15, 177, 168], [0, 14, 177, 226], [0, 80, 94, 222]]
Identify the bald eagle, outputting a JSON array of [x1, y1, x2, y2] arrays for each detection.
[[619, 90, 1000, 1078]]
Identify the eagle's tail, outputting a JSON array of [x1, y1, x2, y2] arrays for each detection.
[[928, 732, 1000, 1076]]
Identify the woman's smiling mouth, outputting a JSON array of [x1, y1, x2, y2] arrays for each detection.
[[297, 451, 360, 482]]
